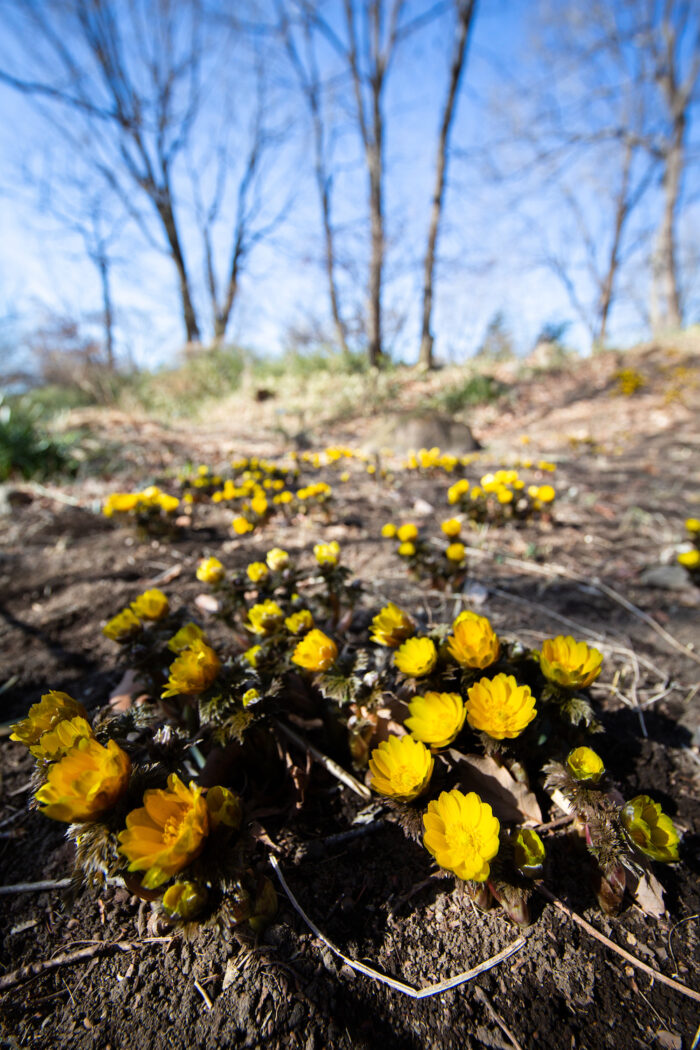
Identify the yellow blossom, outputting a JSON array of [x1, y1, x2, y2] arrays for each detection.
[[266, 547, 290, 571], [33, 716, 94, 762], [678, 549, 700, 569], [441, 518, 462, 538], [397, 523, 418, 542], [232, 516, 254, 535], [466, 673, 537, 739], [686, 517, 700, 533], [423, 789, 500, 882], [118, 774, 210, 889], [285, 609, 314, 634], [102, 608, 142, 642], [566, 746, 604, 783], [36, 737, 131, 822], [168, 622, 206, 653], [314, 540, 340, 565], [368, 735, 434, 802], [206, 785, 242, 830], [131, 589, 170, 621], [162, 640, 221, 698], [10, 691, 87, 754], [243, 644, 261, 667], [369, 602, 415, 647], [405, 692, 466, 749], [381, 523, 397, 538], [445, 542, 466, 563], [398, 541, 416, 557], [103, 492, 140, 517], [246, 599, 285, 635], [447, 611, 499, 669], [162, 881, 207, 920], [535, 484, 555, 504], [393, 636, 437, 677], [241, 687, 260, 707], [621, 795, 679, 862], [157, 493, 180, 513], [246, 561, 269, 583], [539, 636, 603, 688], [513, 827, 545, 876], [447, 479, 470, 505], [291, 629, 338, 671], [250, 493, 268, 516], [196, 557, 225, 584]]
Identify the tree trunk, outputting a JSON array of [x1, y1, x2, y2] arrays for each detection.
[[419, 0, 475, 369], [367, 135, 384, 367], [596, 140, 632, 349], [156, 196, 201, 345], [97, 253, 115, 370], [652, 118, 684, 333]]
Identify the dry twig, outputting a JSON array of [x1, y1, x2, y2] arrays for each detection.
[[274, 719, 371, 800], [0, 937, 172, 993]]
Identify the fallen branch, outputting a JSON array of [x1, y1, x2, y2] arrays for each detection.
[[270, 855, 525, 999], [0, 878, 73, 896], [537, 885, 700, 1004], [0, 937, 172, 993], [274, 720, 371, 800]]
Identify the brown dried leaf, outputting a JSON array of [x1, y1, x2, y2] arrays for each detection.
[[629, 869, 666, 917], [195, 593, 220, 615], [448, 750, 542, 825]]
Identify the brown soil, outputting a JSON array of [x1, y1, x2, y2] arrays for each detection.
[[1, 342, 699, 1050]]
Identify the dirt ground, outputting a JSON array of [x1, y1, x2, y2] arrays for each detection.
[[1, 342, 699, 1049]]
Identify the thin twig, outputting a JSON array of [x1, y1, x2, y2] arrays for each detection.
[[0, 937, 172, 993], [473, 986, 524, 1050], [0, 878, 73, 896], [193, 978, 213, 1010], [270, 855, 525, 999], [274, 719, 371, 800], [537, 885, 700, 1004]]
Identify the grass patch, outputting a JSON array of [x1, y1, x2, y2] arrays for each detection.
[[432, 374, 510, 414]]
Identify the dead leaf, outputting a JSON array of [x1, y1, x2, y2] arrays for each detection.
[[109, 668, 144, 711], [145, 563, 182, 587], [629, 869, 666, 917], [448, 751, 542, 825], [195, 593, 220, 614]]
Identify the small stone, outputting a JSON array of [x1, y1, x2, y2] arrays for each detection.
[[655, 1031, 682, 1050], [639, 565, 689, 590]]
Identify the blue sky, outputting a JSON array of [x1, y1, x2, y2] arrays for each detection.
[[0, 0, 698, 373]]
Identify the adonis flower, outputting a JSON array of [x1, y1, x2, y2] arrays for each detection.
[[266, 548, 290, 571], [232, 516, 254, 535], [406, 692, 466, 749], [162, 640, 221, 698], [33, 716, 94, 762], [678, 549, 700, 569], [398, 541, 416, 557], [102, 608, 142, 642], [513, 827, 545, 877], [196, 557, 225, 584], [285, 609, 314, 634], [370, 602, 415, 647], [314, 540, 340, 565], [566, 746, 604, 783], [539, 636, 603, 689], [243, 644, 261, 667], [35, 737, 131, 822], [423, 789, 500, 882], [118, 774, 210, 889], [291, 629, 338, 671], [441, 518, 462, 538], [10, 691, 87, 755], [103, 492, 141, 517], [381, 523, 397, 538], [131, 589, 170, 621], [246, 600, 285, 635], [447, 611, 499, 669], [246, 561, 269, 583], [393, 636, 437, 677], [396, 523, 418, 543], [206, 785, 242, 830], [168, 622, 206, 653], [368, 735, 434, 802], [621, 795, 679, 863], [445, 542, 466, 563], [466, 673, 537, 740], [162, 880, 208, 920]]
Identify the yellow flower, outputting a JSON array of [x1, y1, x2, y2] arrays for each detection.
[[314, 540, 340, 565], [397, 523, 418, 542], [535, 484, 555, 504], [447, 479, 470, 505], [291, 629, 338, 671], [246, 561, 269, 583], [157, 493, 180, 513], [102, 608, 142, 642], [196, 557, 225, 584], [441, 518, 461, 538], [168, 622, 206, 653], [496, 487, 514, 504], [162, 881, 207, 920], [10, 691, 87, 754], [447, 611, 499, 669], [162, 640, 221, 698], [686, 517, 700, 533], [243, 644, 261, 667], [423, 789, 500, 882], [466, 673, 537, 739], [241, 687, 260, 707], [370, 602, 415, 647], [131, 589, 170, 621], [33, 716, 94, 762], [513, 828, 545, 877], [381, 523, 397, 538], [405, 692, 465, 749], [206, 785, 242, 830], [540, 636, 603, 688], [566, 746, 604, 783], [103, 492, 140, 516], [398, 541, 416, 557], [393, 636, 437, 677], [678, 549, 700, 569], [621, 795, 679, 862], [368, 735, 434, 802], [118, 774, 210, 889], [246, 599, 285, 635], [232, 516, 254, 534], [446, 542, 466, 563], [35, 737, 131, 822], [538, 461, 556, 471], [266, 547, 290, 571], [285, 609, 314, 634], [250, 493, 268, 516]]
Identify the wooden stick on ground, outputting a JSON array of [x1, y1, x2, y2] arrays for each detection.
[[0, 937, 172, 993], [274, 720, 371, 800]]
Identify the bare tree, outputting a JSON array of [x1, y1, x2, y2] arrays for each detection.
[[419, 0, 476, 369]]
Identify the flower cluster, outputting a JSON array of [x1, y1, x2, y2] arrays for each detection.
[[103, 486, 180, 535], [677, 517, 700, 578]]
